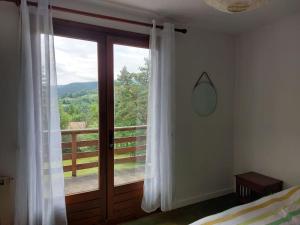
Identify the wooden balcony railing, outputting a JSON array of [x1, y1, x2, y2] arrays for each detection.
[[61, 125, 147, 177]]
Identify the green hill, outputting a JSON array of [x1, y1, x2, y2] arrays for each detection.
[[58, 81, 97, 97]]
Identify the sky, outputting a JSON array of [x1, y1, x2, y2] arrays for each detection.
[[54, 36, 149, 85]]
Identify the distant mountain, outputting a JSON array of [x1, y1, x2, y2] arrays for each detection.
[[58, 82, 97, 97]]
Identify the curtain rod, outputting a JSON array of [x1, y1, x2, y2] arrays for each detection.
[[3, 0, 187, 34]]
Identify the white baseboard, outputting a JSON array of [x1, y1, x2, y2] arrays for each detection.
[[173, 187, 234, 210]]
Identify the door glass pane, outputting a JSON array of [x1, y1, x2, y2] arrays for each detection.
[[54, 36, 100, 195], [113, 44, 149, 186]]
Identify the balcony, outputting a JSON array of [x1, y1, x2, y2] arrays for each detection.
[[61, 125, 147, 195]]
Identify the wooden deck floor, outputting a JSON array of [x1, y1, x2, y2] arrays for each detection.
[[64, 167, 145, 195]]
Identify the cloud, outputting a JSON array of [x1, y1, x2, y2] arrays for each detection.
[[54, 36, 149, 85], [114, 44, 149, 78]]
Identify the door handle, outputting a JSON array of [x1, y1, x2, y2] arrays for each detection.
[[109, 130, 114, 149]]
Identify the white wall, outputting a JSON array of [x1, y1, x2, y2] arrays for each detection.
[[0, 1, 235, 210], [0, 2, 19, 178], [234, 13, 300, 187], [174, 28, 235, 208], [0, 3, 18, 223]]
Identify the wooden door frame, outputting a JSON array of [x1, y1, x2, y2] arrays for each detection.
[[53, 18, 149, 225]]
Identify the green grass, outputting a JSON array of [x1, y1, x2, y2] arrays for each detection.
[[63, 155, 145, 178]]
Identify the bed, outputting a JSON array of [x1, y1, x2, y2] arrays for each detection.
[[190, 186, 300, 225]]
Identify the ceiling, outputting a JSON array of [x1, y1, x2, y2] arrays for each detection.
[[98, 0, 300, 34]]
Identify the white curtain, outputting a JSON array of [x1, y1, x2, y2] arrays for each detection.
[[15, 0, 67, 225], [142, 21, 175, 213]]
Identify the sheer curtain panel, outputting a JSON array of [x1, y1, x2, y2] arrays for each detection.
[[15, 0, 67, 225], [142, 21, 175, 213]]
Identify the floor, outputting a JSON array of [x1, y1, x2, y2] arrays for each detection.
[[120, 193, 239, 225], [64, 167, 145, 194]]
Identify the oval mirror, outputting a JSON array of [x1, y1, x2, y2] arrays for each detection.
[[192, 72, 217, 116]]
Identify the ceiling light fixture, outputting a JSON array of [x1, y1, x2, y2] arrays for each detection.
[[204, 0, 268, 13]]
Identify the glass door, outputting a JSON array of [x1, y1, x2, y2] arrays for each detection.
[[107, 36, 149, 221], [53, 19, 108, 225], [55, 36, 100, 195], [54, 19, 149, 224], [113, 43, 149, 187]]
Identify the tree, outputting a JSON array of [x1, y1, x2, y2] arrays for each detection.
[[58, 58, 150, 130], [114, 58, 149, 127], [59, 104, 71, 129]]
